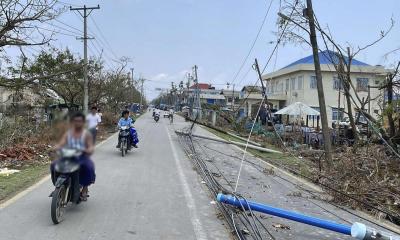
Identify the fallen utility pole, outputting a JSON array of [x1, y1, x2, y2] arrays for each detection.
[[227, 132, 262, 147], [217, 193, 400, 240], [175, 130, 282, 154]]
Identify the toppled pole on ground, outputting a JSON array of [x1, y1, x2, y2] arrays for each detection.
[[227, 131, 262, 147], [175, 130, 282, 154], [217, 193, 400, 240]]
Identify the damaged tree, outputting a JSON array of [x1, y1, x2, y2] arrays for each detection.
[[381, 61, 400, 143], [278, 0, 394, 147], [0, 0, 60, 49]]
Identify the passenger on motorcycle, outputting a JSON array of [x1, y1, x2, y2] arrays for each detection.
[[50, 112, 96, 201], [116, 110, 139, 149]]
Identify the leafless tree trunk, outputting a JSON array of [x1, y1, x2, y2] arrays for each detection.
[[305, 0, 333, 166], [382, 61, 400, 138]]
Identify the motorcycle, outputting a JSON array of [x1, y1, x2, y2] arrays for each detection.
[[51, 148, 83, 224], [154, 113, 160, 122], [119, 125, 131, 157]]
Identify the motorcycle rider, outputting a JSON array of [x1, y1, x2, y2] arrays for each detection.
[[154, 108, 161, 117], [50, 112, 96, 201], [169, 107, 174, 121], [116, 110, 139, 148]]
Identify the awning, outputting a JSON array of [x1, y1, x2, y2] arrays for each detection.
[[275, 102, 320, 116]]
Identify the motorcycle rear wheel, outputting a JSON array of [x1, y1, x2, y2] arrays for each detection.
[[51, 185, 67, 224]]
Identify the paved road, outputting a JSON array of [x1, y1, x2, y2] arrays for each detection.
[[177, 119, 400, 239], [0, 112, 230, 240]]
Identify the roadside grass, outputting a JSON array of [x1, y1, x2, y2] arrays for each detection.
[[0, 112, 145, 203], [203, 126, 314, 179], [0, 163, 49, 202]]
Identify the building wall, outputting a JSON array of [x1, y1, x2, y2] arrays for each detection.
[[264, 69, 385, 125]]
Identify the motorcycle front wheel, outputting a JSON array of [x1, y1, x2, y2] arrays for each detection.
[[121, 139, 126, 157], [51, 185, 67, 224]]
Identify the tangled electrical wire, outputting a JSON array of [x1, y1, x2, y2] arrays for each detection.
[[176, 126, 276, 240]]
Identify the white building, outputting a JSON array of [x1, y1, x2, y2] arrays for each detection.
[[239, 86, 264, 118], [262, 50, 388, 125]]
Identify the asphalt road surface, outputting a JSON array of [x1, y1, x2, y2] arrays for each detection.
[[0, 111, 230, 240]]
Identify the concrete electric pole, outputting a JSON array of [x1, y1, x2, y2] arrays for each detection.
[[193, 65, 201, 119], [140, 78, 145, 111], [70, 5, 100, 114], [130, 68, 135, 86]]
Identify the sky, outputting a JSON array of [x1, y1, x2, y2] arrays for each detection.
[[7, 0, 400, 100]]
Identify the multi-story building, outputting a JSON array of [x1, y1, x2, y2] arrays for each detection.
[[262, 50, 388, 125], [221, 87, 240, 110], [184, 83, 226, 107]]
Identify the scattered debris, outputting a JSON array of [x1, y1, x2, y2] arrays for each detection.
[[287, 191, 303, 198], [263, 167, 275, 175], [272, 223, 291, 230], [0, 168, 20, 176], [212, 172, 222, 178]]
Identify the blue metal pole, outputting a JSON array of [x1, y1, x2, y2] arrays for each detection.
[[217, 193, 351, 235]]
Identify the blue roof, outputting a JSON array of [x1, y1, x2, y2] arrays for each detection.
[[282, 50, 370, 69]]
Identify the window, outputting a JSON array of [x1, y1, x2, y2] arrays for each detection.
[[278, 82, 283, 93], [310, 76, 317, 89], [297, 76, 303, 90], [275, 81, 280, 93], [331, 107, 344, 121], [333, 77, 343, 90], [356, 78, 369, 92], [285, 79, 289, 91], [290, 77, 296, 90]]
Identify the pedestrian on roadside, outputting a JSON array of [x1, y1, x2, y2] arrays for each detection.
[[97, 108, 103, 123], [87, 106, 101, 144]]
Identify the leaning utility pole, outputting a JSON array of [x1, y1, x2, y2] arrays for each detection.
[[305, 0, 333, 166], [193, 65, 201, 119], [70, 5, 100, 114]]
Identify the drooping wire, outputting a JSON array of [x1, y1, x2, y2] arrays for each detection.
[[229, 0, 275, 86]]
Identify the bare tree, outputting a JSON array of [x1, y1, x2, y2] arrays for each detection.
[[278, 0, 394, 145], [0, 0, 61, 49], [381, 61, 400, 138]]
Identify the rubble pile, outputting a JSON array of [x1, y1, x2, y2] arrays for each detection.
[[0, 140, 50, 168]]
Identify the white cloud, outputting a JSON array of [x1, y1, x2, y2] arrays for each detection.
[[152, 73, 169, 81]]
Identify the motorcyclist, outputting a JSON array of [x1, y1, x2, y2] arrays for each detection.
[[169, 108, 174, 120], [116, 110, 139, 148], [50, 112, 95, 201], [154, 108, 161, 117]]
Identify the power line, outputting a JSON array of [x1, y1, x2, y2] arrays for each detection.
[[89, 15, 120, 60], [229, 0, 274, 86], [36, 25, 79, 38], [53, 18, 84, 34], [45, 22, 82, 36]]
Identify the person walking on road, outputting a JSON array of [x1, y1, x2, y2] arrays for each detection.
[[87, 106, 102, 144]]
